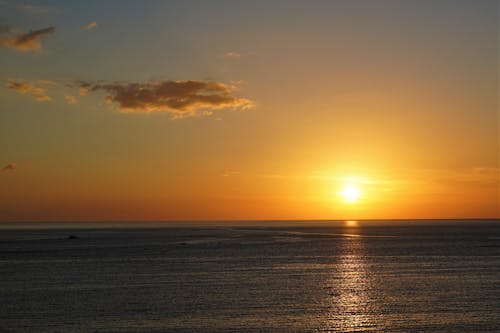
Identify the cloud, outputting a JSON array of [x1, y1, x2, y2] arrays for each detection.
[[79, 80, 254, 118], [224, 51, 241, 58], [6, 81, 51, 102], [65, 95, 78, 105], [1, 163, 16, 173], [221, 170, 241, 177], [83, 21, 97, 30], [37, 79, 56, 85], [0, 26, 55, 52], [18, 4, 60, 14], [430, 167, 499, 188]]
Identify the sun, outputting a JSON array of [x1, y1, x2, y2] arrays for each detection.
[[339, 185, 361, 203]]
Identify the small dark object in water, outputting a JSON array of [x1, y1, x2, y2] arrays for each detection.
[[68, 235, 79, 240]]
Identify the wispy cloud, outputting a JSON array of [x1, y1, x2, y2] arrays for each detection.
[[430, 167, 499, 188], [65, 95, 78, 105], [37, 79, 56, 85], [221, 170, 241, 177], [0, 26, 55, 52], [79, 80, 254, 118], [1, 163, 17, 173], [7, 81, 51, 102], [257, 173, 286, 179], [224, 51, 241, 58], [18, 4, 60, 15], [83, 21, 97, 30]]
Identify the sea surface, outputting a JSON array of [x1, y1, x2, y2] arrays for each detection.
[[0, 220, 499, 332]]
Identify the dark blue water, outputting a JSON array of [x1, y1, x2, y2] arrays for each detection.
[[0, 220, 499, 332]]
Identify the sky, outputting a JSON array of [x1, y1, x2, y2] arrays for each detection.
[[0, 0, 498, 221]]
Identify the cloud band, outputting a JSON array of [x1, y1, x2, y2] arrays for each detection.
[[79, 80, 254, 117]]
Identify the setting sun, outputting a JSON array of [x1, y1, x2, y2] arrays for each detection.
[[0, 2, 498, 332], [0, 1, 497, 222], [339, 185, 361, 203]]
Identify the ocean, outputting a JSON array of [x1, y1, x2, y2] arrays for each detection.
[[0, 220, 499, 332]]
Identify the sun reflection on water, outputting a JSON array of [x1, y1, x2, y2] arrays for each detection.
[[344, 220, 359, 228], [324, 225, 380, 332]]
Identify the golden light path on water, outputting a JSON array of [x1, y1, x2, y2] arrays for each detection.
[[323, 221, 379, 332]]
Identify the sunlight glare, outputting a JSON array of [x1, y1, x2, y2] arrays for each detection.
[[345, 220, 359, 227], [339, 185, 361, 203]]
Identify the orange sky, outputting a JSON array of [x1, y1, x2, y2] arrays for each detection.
[[0, 0, 498, 221]]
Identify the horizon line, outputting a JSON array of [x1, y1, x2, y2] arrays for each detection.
[[1, 218, 498, 223]]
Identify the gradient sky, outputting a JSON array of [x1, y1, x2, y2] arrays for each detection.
[[0, 0, 498, 221]]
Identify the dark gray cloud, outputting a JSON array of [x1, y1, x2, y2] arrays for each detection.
[[1, 163, 17, 173], [79, 80, 254, 118], [0, 26, 55, 52]]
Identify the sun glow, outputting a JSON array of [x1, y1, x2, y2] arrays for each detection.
[[339, 185, 361, 203], [345, 220, 359, 227]]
